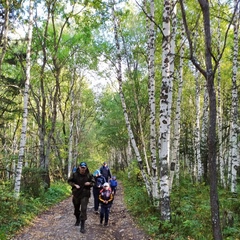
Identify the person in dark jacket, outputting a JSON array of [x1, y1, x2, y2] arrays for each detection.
[[99, 182, 114, 226], [68, 162, 95, 233], [93, 169, 106, 214], [100, 162, 112, 182]]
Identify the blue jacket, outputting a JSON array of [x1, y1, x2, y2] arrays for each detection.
[[94, 175, 106, 189], [110, 179, 118, 187]]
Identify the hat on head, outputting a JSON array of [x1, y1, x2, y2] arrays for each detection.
[[103, 162, 107, 165], [103, 182, 109, 187], [79, 162, 87, 168], [93, 170, 101, 176]]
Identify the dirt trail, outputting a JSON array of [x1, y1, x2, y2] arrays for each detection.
[[12, 182, 151, 240]]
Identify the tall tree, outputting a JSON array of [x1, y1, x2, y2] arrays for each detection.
[[170, 21, 184, 186], [229, 0, 239, 193], [14, 0, 34, 198], [0, 0, 9, 75], [143, 0, 157, 200], [178, 0, 238, 238], [111, 0, 152, 197], [158, 0, 171, 221]]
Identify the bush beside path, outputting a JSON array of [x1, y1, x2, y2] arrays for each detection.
[[12, 181, 151, 240]]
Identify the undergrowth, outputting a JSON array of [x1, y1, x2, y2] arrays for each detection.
[[0, 181, 71, 240], [119, 165, 240, 240], [1, 165, 240, 240]]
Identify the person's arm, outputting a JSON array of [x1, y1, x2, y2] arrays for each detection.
[[67, 173, 76, 187], [108, 192, 114, 203], [99, 190, 105, 203], [85, 174, 95, 188]]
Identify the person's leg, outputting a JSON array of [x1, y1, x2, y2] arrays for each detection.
[[113, 186, 116, 195], [79, 197, 89, 233], [72, 197, 80, 226], [104, 206, 110, 226], [100, 205, 105, 224], [93, 188, 99, 212]]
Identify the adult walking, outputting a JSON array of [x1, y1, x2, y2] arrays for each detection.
[[92, 169, 106, 214], [68, 162, 95, 233], [100, 162, 112, 182]]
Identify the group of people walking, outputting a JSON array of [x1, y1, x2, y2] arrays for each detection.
[[68, 161, 118, 233]]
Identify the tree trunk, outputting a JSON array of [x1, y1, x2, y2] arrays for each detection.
[[180, 0, 223, 238], [230, 0, 239, 193], [0, 0, 9, 75], [111, 0, 152, 197], [171, 21, 184, 186], [198, 1, 222, 238], [158, 0, 171, 221], [14, 0, 34, 198], [144, 0, 158, 201], [194, 70, 202, 182]]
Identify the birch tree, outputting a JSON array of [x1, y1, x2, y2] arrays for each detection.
[[216, 0, 226, 188], [168, 0, 177, 192], [201, 86, 209, 182], [14, 0, 34, 198], [171, 22, 184, 186], [158, 0, 171, 221], [229, 0, 239, 193], [67, 65, 75, 178], [0, 0, 9, 75], [110, 0, 152, 197], [143, 0, 158, 201], [194, 70, 202, 182]]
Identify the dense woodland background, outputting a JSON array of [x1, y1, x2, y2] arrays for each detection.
[[0, 0, 240, 239]]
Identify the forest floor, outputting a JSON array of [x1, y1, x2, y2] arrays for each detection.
[[12, 182, 151, 240]]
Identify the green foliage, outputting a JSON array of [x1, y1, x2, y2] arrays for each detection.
[[0, 181, 71, 239], [121, 165, 240, 240], [21, 167, 47, 197]]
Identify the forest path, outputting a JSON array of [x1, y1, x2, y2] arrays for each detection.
[[12, 182, 151, 240]]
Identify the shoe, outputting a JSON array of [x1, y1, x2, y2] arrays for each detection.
[[104, 222, 108, 226], [95, 211, 99, 214], [80, 220, 86, 233], [75, 221, 80, 226]]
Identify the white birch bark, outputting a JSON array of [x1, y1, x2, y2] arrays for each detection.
[[14, 0, 34, 198], [0, 0, 9, 75], [158, 0, 171, 221], [144, 0, 158, 201], [171, 22, 184, 186], [169, 0, 178, 192], [217, 68, 225, 187], [111, 0, 152, 197], [216, 0, 226, 188], [194, 70, 202, 182], [230, 0, 239, 193], [67, 67, 75, 178], [200, 86, 208, 180], [168, 0, 176, 163]]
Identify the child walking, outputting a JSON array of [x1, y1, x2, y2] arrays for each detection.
[[109, 176, 118, 195], [99, 182, 114, 226]]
